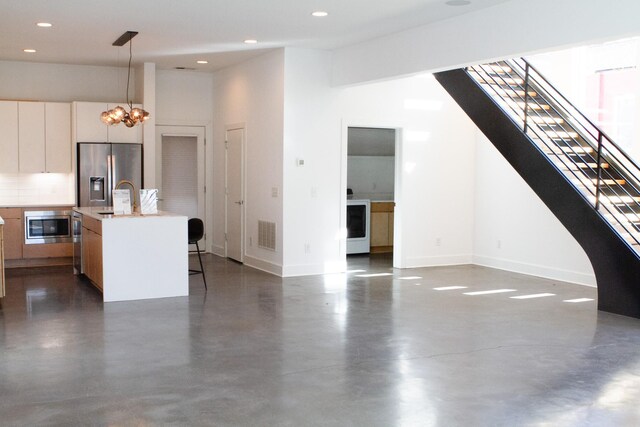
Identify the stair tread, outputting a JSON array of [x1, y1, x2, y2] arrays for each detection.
[[543, 145, 594, 154]]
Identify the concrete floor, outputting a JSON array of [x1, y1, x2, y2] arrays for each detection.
[[1, 254, 640, 426]]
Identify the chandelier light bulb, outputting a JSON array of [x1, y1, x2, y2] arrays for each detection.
[[100, 111, 114, 124], [130, 108, 145, 120], [112, 106, 126, 119]]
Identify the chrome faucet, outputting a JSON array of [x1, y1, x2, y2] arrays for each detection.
[[115, 179, 138, 212]]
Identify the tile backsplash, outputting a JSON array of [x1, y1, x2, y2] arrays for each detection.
[[0, 173, 75, 206]]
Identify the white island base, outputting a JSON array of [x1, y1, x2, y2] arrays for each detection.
[[76, 208, 188, 302]]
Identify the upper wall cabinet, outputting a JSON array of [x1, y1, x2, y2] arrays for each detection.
[[45, 103, 72, 173], [18, 102, 45, 173], [18, 102, 72, 173], [73, 102, 142, 144], [0, 101, 19, 173]]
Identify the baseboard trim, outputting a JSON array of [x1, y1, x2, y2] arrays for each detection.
[[211, 245, 225, 257], [212, 249, 596, 286], [399, 254, 473, 269], [281, 261, 347, 277], [5, 257, 72, 269], [472, 255, 596, 287], [243, 255, 282, 276]]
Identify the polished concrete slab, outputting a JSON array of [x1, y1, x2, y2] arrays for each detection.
[[1, 254, 640, 426]]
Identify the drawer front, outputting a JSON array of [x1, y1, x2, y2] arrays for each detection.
[[83, 215, 102, 235]]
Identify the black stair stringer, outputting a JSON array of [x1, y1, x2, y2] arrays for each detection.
[[435, 68, 640, 318]]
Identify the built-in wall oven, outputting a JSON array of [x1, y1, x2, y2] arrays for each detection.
[[24, 210, 73, 244]]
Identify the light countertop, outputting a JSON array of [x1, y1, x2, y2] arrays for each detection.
[[1, 204, 75, 208], [74, 206, 186, 221]]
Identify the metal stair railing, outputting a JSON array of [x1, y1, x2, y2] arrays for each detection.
[[466, 58, 640, 248]]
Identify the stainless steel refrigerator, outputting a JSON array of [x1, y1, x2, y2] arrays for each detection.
[[77, 143, 143, 207]]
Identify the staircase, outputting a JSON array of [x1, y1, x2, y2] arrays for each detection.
[[435, 58, 640, 319]]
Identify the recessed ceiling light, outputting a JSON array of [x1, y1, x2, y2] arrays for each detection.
[[445, 0, 471, 5], [244, 39, 258, 44], [196, 60, 208, 64], [311, 11, 328, 17], [23, 48, 37, 53], [36, 22, 52, 27]]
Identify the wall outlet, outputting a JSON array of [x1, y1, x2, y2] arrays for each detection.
[[272, 187, 278, 198], [436, 237, 441, 247]]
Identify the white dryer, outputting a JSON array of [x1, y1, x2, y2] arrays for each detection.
[[346, 199, 371, 254]]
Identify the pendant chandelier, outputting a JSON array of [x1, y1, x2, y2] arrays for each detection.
[[100, 31, 150, 127]]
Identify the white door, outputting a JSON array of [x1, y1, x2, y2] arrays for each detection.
[[156, 125, 206, 251], [226, 127, 244, 262]]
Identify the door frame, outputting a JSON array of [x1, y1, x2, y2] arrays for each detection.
[[225, 123, 246, 262], [155, 125, 207, 250], [340, 121, 403, 268]]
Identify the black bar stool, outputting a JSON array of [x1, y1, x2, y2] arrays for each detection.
[[188, 218, 207, 290]]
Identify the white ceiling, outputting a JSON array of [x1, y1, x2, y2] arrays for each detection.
[[0, 0, 512, 72], [348, 127, 396, 156]]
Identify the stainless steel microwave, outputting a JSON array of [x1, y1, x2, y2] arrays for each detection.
[[24, 210, 73, 244]]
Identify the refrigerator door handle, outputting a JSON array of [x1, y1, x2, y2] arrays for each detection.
[[107, 154, 113, 206]]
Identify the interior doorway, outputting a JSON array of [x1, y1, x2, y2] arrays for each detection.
[[156, 125, 206, 251], [344, 126, 399, 267], [225, 126, 245, 263]]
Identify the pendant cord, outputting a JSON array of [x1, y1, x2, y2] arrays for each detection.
[[126, 34, 132, 109]]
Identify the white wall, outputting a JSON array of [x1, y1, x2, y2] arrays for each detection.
[[282, 48, 342, 276], [212, 50, 285, 273], [334, 71, 596, 283], [332, 0, 640, 86], [156, 69, 214, 251], [473, 134, 596, 285], [338, 74, 477, 268], [347, 156, 395, 201], [156, 70, 214, 124], [0, 60, 132, 102]]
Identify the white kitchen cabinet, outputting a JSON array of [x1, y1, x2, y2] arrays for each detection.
[[0, 101, 19, 173], [73, 102, 143, 144], [45, 103, 72, 173], [18, 102, 46, 173], [18, 102, 71, 173]]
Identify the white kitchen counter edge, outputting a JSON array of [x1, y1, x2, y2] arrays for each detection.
[[0, 204, 75, 208], [73, 207, 186, 221]]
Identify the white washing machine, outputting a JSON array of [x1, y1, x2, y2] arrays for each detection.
[[347, 199, 371, 254]]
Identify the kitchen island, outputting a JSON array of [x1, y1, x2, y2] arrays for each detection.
[[74, 207, 188, 302]]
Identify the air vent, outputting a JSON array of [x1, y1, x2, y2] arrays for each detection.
[[258, 220, 276, 251]]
